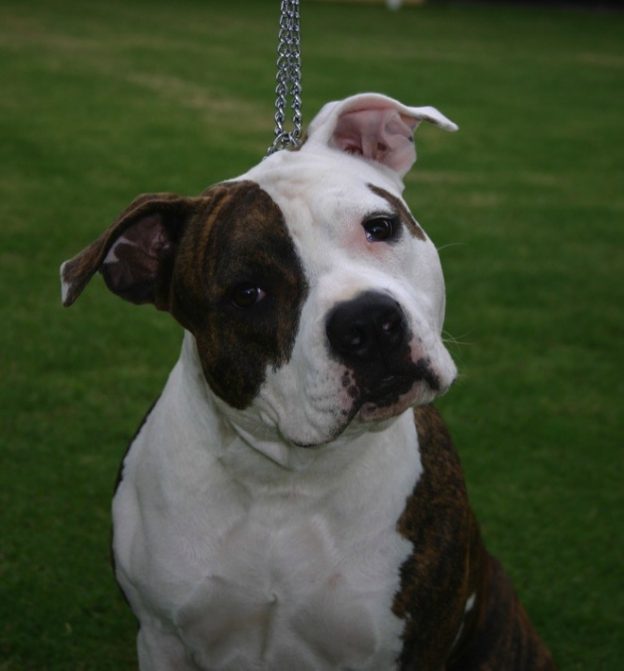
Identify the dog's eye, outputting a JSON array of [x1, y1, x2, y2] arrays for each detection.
[[230, 283, 266, 309], [363, 216, 398, 243]]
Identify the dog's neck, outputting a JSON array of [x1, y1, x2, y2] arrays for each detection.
[[177, 332, 407, 487]]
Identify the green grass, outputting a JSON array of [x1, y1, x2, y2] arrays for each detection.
[[1, 0, 622, 668]]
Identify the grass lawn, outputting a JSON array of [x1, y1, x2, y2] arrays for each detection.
[[1, 0, 622, 668]]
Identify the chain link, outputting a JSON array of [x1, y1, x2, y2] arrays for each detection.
[[267, 0, 302, 155]]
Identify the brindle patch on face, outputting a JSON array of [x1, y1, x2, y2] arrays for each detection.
[[367, 184, 426, 241], [170, 180, 308, 409]]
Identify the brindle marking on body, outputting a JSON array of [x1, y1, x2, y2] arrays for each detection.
[[447, 556, 557, 671], [368, 184, 426, 241], [393, 405, 478, 668], [395, 405, 557, 670]]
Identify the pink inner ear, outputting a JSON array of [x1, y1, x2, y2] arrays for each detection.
[[332, 108, 417, 174]]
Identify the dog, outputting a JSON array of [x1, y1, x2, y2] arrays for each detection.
[[60, 93, 556, 670]]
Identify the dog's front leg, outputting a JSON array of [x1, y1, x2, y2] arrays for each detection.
[[137, 624, 198, 671]]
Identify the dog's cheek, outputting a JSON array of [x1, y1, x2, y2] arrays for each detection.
[[415, 242, 447, 333], [255, 354, 354, 446], [195, 328, 270, 410], [432, 341, 457, 395]]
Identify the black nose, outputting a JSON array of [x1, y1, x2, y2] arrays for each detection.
[[326, 291, 409, 366]]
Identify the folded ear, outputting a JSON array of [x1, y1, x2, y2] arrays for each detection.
[[60, 194, 199, 309], [304, 93, 458, 177]]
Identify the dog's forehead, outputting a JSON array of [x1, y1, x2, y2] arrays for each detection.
[[238, 149, 404, 240]]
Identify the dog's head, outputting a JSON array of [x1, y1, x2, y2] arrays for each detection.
[[61, 94, 458, 447]]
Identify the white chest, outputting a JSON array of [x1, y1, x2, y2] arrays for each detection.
[[176, 502, 410, 670], [113, 396, 421, 671]]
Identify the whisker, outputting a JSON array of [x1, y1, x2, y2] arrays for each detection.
[[442, 330, 474, 347], [436, 241, 467, 254]]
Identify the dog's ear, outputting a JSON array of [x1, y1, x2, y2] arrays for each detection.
[[305, 93, 458, 177], [60, 193, 199, 310]]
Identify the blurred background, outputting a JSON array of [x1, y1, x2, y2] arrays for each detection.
[[1, 0, 622, 668]]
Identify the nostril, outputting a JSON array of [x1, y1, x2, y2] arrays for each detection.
[[378, 309, 406, 346], [334, 323, 372, 359], [345, 326, 364, 350], [380, 312, 401, 334]]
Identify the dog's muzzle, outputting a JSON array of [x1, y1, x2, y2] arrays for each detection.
[[326, 291, 436, 411]]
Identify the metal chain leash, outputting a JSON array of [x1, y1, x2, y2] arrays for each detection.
[[267, 0, 302, 155]]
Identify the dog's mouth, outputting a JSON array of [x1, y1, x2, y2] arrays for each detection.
[[354, 358, 441, 422], [289, 374, 417, 448], [363, 373, 414, 406], [288, 359, 445, 448]]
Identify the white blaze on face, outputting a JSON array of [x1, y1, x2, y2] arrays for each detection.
[[238, 148, 457, 447]]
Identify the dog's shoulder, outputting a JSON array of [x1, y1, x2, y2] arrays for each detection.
[[413, 404, 455, 458], [398, 405, 473, 559], [411, 404, 466, 503], [394, 405, 481, 668]]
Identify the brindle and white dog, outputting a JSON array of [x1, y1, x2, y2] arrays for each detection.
[[61, 94, 556, 670]]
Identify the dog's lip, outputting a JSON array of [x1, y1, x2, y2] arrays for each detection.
[[357, 365, 441, 422], [358, 359, 440, 404], [361, 373, 414, 405], [377, 373, 408, 389], [358, 387, 419, 422]]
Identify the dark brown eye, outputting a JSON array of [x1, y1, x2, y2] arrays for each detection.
[[230, 283, 266, 309], [363, 216, 398, 242]]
